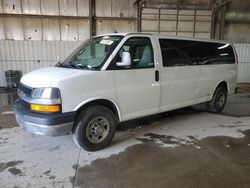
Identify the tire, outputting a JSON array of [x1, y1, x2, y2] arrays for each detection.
[[208, 86, 227, 112], [73, 105, 117, 151]]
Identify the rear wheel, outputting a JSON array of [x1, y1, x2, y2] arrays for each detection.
[[208, 86, 227, 112], [73, 105, 116, 151]]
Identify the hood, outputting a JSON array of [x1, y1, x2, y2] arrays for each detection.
[[20, 67, 87, 88]]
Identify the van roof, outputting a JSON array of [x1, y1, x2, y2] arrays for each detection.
[[97, 32, 230, 44]]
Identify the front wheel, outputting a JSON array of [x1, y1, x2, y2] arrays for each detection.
[[73, 105, 116, 151], [208, 86, 227, 112]]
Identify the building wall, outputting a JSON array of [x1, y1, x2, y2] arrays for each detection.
[[235, 44, 250, 83], [1, 0, 250, 42], [0, 0, 137, 41], [0, 0, 90, 41], [184, 0, 250, 43], [223, 0, 250, 42], [0, 40, 82, 86]]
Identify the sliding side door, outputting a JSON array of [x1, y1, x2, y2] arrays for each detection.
[[158, 38, 201, 112]]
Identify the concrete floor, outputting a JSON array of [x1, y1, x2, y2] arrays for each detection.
[[0, 93, 250, 188]]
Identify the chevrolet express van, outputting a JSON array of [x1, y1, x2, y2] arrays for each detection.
[[14, 33, 237, 151]]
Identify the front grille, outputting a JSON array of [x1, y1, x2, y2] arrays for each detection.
[[19, 99, 30, 110], [18, 83, 32, 97], [17, 83, 32, 111]]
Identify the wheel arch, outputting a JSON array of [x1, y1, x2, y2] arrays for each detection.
[[213, 81, 229, 95], [208, 80, 228, 112], [73, 98, 121, 130]]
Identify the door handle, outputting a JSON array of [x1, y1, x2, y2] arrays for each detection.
[[155, 70, 159, 82]]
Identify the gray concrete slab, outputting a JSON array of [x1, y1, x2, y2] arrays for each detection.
[[0, 128, 80, 188], [0, 93, 250, 188], [0, 105, 17, 130]]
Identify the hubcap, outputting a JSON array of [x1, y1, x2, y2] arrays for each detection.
[[86, 116, 110, 144], [217, 92, 225, 108]]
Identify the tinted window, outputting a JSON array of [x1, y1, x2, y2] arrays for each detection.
[[210, 43, 235, 64], [159, 39, 235, 67], [108, 37, 154, 70], [159, 39, 195, 67]]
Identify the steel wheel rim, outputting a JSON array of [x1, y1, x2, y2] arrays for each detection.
[[217, 92, 225, 108], [86, 116, 110, 144]]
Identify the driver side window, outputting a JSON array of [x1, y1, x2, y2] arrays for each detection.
[[109, 37, 154, 70]]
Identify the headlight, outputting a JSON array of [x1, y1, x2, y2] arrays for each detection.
[[30, 87, 61, 113], [32, 88, 61, 99]]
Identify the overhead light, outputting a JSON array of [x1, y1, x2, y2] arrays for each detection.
[[218, 43, 229, 50]]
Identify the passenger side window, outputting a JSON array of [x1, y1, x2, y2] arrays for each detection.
[[159, 39, 195, 67], [159, 39, 235, 67], [111, 37, 154, 69]]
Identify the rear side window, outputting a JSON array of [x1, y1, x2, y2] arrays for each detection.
[[159, 39, 235, 67], [159, 39, 195, 66]]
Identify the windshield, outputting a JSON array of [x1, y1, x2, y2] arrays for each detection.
[[58, 36, 123, 70]]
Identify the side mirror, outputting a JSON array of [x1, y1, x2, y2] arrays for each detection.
[[116, 52, 131, 67]]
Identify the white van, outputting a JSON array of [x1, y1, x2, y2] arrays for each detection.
[[14, 33, 237, 151]]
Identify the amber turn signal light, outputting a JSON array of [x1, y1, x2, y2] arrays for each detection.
[[31, 104, 60, 113]]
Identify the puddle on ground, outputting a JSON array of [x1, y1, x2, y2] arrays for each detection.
[[48, 145, 61, 152], [0, 137, 9, 145], [43, 170, 56, 180], [8, 167, 23, 176], [137, 133, 200, 148], [0, 161, 23, 173], [239, 95, 250, 98], [74, 129, 250, 188]]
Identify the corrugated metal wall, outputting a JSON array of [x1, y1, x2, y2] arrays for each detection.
[[0, 40, 82, 86], [95, 0, 137, 34], [0, 93, 8, 108], [0, 0, 90, 41], [0, 0, 137, 41], [234, 43, 250, 83]]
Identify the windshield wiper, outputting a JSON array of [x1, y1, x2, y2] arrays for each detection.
[[55, 61, 63, 67], [60, 63, 96, 70], [64, 63, 82, 69]]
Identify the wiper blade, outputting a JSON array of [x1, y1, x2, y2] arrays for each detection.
[[57, 61, 97, 70], [61, 63, 95, 70], [58, 62, 81, 69], [55, 62, 63, 67], [66, 64, 82, 69]]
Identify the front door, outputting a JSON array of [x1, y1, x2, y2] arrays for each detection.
[[109, 37, 160, 121]]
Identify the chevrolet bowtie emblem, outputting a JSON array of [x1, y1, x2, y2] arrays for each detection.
[[18, 90, 25, 98]]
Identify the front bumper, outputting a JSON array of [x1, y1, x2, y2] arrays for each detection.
[[14, 100, 76, 136]]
